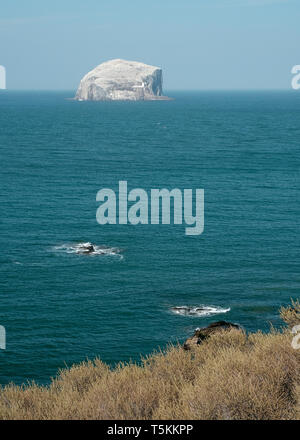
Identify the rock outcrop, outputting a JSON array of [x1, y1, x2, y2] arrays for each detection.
[[75, 59, 170, 101], [183, 321, 242, 350], [75, 242, 95, 254]]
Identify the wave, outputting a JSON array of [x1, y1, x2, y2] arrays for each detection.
[[170, 305, 230, 317], [53, 242, 123, 257]]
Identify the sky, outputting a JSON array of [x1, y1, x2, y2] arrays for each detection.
[[0, 0, 299, 90]]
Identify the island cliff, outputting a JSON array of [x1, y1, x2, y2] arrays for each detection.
[[75, 59, 171, 101]]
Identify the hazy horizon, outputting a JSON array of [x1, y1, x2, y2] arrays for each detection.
[[0, 88, 297, 92], [0, 0, 299, 91]]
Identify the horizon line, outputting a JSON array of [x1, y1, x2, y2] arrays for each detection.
[[0, 88, 295, 93]]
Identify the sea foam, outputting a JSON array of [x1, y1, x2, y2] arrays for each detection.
[[53, 242, 122, 257], [170, 305, 230, 317]]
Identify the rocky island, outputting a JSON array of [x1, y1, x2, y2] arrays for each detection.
[[75, 59, 171, 101]]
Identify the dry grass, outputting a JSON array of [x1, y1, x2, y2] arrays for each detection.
[[280, 299, 300, 327], [0, 302, 299, 420]]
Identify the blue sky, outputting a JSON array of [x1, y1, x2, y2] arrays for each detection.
[[0, 0, 299, 90]]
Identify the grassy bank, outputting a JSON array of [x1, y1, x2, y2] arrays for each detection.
[[0, 301, 299, 420]]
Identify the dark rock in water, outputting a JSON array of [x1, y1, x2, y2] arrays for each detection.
[[183, 321, 242, 350], [82, 244, 95, 254], [76, 243, 95, 254]]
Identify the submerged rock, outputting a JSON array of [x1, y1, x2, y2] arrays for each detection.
[[183, 321, 242, 350], [171, 305, 230, 317], [75, 59, 171, 101], [75, 242, 95, 254]]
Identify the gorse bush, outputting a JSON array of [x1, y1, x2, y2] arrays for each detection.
[[0, 302, 299, 420], [280, 299, 300, 328]]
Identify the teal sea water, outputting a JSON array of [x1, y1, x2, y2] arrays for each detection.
[[0, 91, 299, 385]]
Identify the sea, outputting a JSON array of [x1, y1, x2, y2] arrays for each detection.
[[0, 90, 299, 385]]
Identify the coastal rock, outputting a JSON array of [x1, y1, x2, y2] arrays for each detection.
[[75, 242, 95, 254], [75, 59, 170, 101], [183, 321, 242, 350]]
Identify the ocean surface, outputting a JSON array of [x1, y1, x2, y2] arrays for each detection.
[[0, 90, 299, 385]]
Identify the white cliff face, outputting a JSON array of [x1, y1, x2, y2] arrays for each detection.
[[75, 59, 168, 101]]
